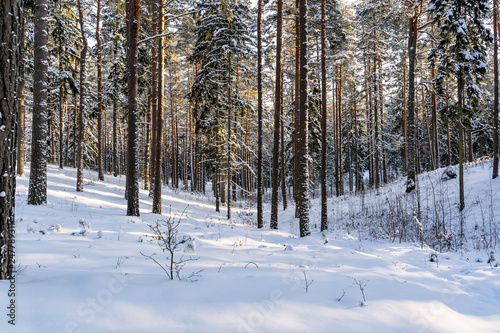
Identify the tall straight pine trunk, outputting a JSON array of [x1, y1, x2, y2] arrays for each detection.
[[406, 13, 417, 193], [256, 0, 263, 228], [17, 13, 25, 176], [0, 0, 21, 279], [493, 0, 499, 179], [28, 0, 49, 205], [320, 0, 328, 231], [270, 0, 282, 229], [96, 0, 104, 181], [153, 0, 164, 214], [297, 0, 310, 237], [126, 0, 141, 216], [76, 0, 87, 192]]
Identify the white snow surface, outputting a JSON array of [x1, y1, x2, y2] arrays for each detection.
[[1, 162, 499, 332]]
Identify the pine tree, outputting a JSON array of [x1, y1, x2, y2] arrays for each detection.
[[28, 0, 49, 205], [493, 0, 499, 179], [17, 10, 26, 176], [96, 0, 105, 181], [405, 0, 421, 193], [152, 0, 164, 214], [257, 0, 264, 228], [320, 0, 328, 231], [271, 0, 283, 230], [126, 0, 141, 216], [76, 0, 87, 192], [0, 0, 21, 279], [297, 0, 311, 237]]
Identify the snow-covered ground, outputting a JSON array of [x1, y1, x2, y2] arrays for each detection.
[[1, 162, 499, 332]]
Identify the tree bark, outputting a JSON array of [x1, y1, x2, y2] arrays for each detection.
[[153, 0, 163, 214], [257, 0, 263, 228], [271, 0, 282, 229], [144, 87, 151, 190], [294, 0, 300, 217], [0, 0, 21, 279], [28, 0, 49, 205], [431, 65, 439, 170], [126, 0, 141, 216], [297, 0, 310, 237], [406, 13, 417, 193], [76, 0, 87, 193], [149, 7, 158, 194], [320, 0, 327, 231], [493, 0, 499, 179], [96, 0, 104, 181], [227, 55, 232, 220], [17, 13, 25, 176], [280, 70, 287, 211]]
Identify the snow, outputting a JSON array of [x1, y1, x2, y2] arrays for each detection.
[[0, 162, 499, 332]]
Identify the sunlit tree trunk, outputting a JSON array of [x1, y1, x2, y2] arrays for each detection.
[[297, 0, 310, 237], [28, 0, 49, 205], [153, 0, 163, 214], [96, 0, 104, 181], [76, 0, 87, 192], [17, 13, 25, 176], [271, 0, 282, 229], [126, 0, 141, 216], [257, 0, 263, 228]]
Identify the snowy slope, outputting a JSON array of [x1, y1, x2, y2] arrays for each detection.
[[1, 162, 499, 333]]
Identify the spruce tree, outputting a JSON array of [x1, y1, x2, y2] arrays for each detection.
[[428, 0, 491, 220], [189, 0, 253, 215]]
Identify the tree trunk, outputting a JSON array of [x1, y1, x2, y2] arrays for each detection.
[[215, 158, 220, 213], [320, 0, 327, 231], [126, 0, 141, 216], [280, 70, 287, 211], [406, 13, 417, 193], [96, 0, 104, 181], [72, 92, 77, 168], [28, 0, 49, 205], [113, 98, 118, 176], [227, 55, 232, 220], [153, 0, 163, 214], [17, 13, 25, 175], [0, 0, 21, 279], [297, 0, 310, 237], [76, 0, 87, 193], [402, 48, 407, 175], [431, 65, 439, 170], [458, 76, 465, 243], [493, 0, 499, 179], [144, 87, 151, 190], [294, 0, 300, 217], [468, 130, 473, 162], [58, 61, 64, 170], [257, 0, 263, 228], [48, 92, 56, 164], [271, 0, 282, 229], [338, 65, 344, 194], [149, 8, 158, 194]]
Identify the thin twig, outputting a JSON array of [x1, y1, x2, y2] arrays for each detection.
[[244, 261, 259, 268]]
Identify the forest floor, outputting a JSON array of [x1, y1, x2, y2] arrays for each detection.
[[1, 162, 499, 332]]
